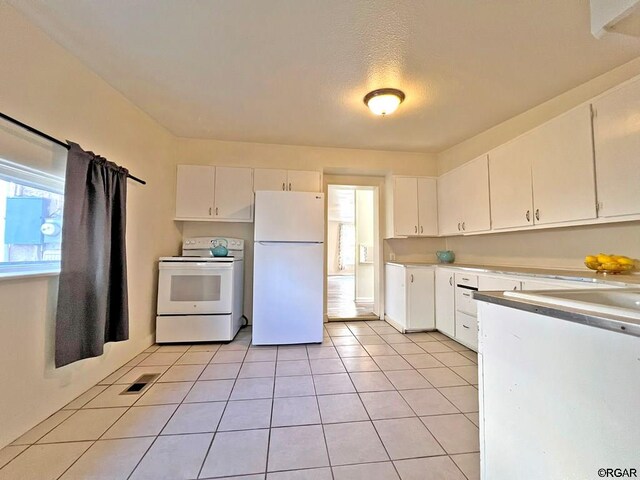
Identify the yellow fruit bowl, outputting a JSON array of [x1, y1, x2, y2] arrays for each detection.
[[584, 261, 634, 274]]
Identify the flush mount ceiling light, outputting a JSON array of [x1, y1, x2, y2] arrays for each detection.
[[363, 88, 406, 116]]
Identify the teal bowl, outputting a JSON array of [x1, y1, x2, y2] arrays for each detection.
[[436, 250, 455, 263]]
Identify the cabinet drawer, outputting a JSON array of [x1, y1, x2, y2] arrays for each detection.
[[456, 312, 478, 350], [455, 287, 477, 316], [455, 273, 478, 288]]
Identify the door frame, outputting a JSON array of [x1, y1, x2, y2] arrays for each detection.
[[324, 175, 384, 321]]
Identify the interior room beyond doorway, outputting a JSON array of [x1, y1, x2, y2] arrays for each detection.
[[327, 185, 377, 320]]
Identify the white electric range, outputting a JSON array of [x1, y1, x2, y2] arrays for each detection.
[[156, 237, 245, 343]]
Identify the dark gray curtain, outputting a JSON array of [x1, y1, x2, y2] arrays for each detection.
[[55, 142, 129, 368]]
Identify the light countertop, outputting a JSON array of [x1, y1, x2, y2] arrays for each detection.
[[385, 261, 640, 287]]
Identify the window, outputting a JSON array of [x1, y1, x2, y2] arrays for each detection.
[[0, 158, 64, 277]]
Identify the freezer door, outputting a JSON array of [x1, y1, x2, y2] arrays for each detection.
[[252, 242, 324, 344], [254, 191, 324, 242]]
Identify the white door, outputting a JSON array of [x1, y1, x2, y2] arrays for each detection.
[[175, 165, 215, 219], [437, 173, 460, 236], [254, 191, 324, 242], [214, 167, 253, 221], [458, 155, 491, 233], [417, 177, 438, 236], [393, 177, 419, 236], [254, 168, 288, 192], [252, 242, 324, 344], [489, 139, 534, 229], [530, 105, 597, 225], [435, 268, 455, 337], [287, 170, 321, 192], [407, 268, 435, 330], [593, 78, 640, 218]]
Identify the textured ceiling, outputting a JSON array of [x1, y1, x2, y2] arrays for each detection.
[[10, 0, 640, 153]]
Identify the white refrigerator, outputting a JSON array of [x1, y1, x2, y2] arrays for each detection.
[[252, 191, 324, 345]]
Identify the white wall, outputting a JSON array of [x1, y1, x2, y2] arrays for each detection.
[[0, 4, 181, 448]]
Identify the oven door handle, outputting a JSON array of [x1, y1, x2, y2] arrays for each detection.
[[159, 262, 234, 271]]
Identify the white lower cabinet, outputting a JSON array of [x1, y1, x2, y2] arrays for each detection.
[[385, 264, 435, 333], [435, 268, 456, 337]]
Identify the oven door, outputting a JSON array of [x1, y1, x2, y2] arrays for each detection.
[[157, 261, 234, 315]]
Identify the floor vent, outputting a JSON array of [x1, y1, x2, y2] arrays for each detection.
[[121, 373, 159, 395]]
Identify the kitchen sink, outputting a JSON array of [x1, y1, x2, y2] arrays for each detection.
[[503, 289, 640, 320]]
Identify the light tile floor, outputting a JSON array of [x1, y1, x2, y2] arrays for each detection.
[[0, 321, 480, 480]]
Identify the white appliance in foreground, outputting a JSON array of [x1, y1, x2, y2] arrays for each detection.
[[156, 237, 244, 343], [252, 191, 324, 345]]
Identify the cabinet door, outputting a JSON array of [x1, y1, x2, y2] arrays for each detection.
[[417, 177, 438, 235], [437, 173, 461, 235], [385, 264, 407, 327], [214, 167, 254, 221], [435, 268, 455, 337], [458, 155, 491, 233], [175, 165, 215, 219], [393, 177, 419, 236], [407, 268, 435, 330], [593, 78, 640, 217], [530, 105, 597, 225], [254, 168, 287, 191], [489, 139, 534, 229], [287, 170, 321, 192]]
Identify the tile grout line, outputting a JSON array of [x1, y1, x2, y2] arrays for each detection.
[[195, 335, 251, 479]]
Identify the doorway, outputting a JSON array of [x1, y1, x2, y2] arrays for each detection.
[[327, 185, 378, 320]]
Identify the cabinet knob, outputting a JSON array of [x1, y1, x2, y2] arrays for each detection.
[[420, 225, 423, 234], [209, 207, 212, 216], [462, 222, 466, 231], [414, 225, 418, 233], [535, 209, 540, 221], [282, 182, 285, 191], [457, 222, 461, 231], [449, 276, 453, 286], [289, 182, 292, 191], [526, 210, 530, 222], [215, 207, 219, 216], [410, 274, 414, 283]]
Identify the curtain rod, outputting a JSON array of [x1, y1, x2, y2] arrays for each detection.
[[0, 111, 146, 185]]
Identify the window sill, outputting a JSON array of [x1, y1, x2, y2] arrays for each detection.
[[0, 270, 60, 281]]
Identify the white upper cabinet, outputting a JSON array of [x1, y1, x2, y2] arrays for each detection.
[[439, 155, 491, 234], [253, 168, 288, 191], [489, 104, 597, 230], [489, 137, 535, 230], [287, 170, 321, 192], [529, 105, 596, 225], [437, 171, 460, 236], [254, 169, 321, 192], [214, 167, 254, 221], [460, 155, 491, 233], [389, 176, 438, 237], [393, 177, 420, 236], [175, 165, 215, 219], [175, 165, 253, 221], [417, 177, 438, 236], [593, 77, 640, 218]]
